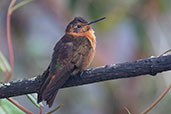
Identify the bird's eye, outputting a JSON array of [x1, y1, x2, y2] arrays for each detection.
[[77, 25, 82, 28]]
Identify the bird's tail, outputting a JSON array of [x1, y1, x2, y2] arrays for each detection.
[[44, 90, 58, 107], [38, 72, 59, 107], [38, 74, 59, 107], [37, 66, 72, 107], [37, 66, 50, 104]]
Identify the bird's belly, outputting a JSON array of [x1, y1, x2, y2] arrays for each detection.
[[81, 48, 95, 70], [71, 48, 95, 75]]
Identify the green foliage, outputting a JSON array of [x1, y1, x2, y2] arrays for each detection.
[[68, 0, 79, 11], [46, 104, 64, 114], [0, 99, 24, 114], [87, 1, 108, 19], [0, 52, 11, 73], [159, 0, 171, 12], [12, 0, 33, 12], [26, 94, 44, 108]]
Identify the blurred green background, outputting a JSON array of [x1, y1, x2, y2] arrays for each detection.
[[0, 0, 171, 114]]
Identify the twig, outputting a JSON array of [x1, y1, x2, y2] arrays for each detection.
[[12, 0, 33, 12], [7, 98, 34, 114], [5, 0, 16, 82], [4, 1, 34, 114], [159, 49, 171, 57], [46, 104, 64, 114], [141, 84, 171, 114], [0, 54, 171, 98], [124, 106, 132, 114], [39, 106, 42, 114]]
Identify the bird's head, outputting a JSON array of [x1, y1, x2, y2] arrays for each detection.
[[66, 17, 105, 34]]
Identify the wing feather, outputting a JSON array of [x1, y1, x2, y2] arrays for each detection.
[[38, 35, 92, 107]]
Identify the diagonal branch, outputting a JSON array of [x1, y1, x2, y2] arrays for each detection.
[[0, 55, 171, 98]]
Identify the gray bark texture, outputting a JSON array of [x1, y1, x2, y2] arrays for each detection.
[[0, 55, 171, 98]]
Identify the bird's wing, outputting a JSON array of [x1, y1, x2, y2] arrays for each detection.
[[38, 35, 92, 107]]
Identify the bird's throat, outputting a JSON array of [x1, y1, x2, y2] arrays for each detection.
[[66, 29, 96, 50]]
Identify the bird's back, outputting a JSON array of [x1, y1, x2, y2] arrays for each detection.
[[38, 33, 96, 107]]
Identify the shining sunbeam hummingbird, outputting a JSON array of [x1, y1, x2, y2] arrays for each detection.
[[37, 17, 106, 107]]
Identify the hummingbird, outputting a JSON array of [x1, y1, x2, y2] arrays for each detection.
[[37, 17, 106, 107]]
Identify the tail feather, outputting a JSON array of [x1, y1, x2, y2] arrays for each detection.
[[38, 67, 50, 103], [46, 91, 58, 107], [37, 76, 51, 103], [38, 74, 59, 107], [37, 65, 74, 107]]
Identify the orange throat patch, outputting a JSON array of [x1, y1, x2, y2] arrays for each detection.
[[66, 29, 96, 50]]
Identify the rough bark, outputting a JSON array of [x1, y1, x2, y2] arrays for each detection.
[[0, 55, 171, 98]]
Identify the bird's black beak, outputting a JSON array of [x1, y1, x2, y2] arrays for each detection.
[[87, 17, 106, 25]]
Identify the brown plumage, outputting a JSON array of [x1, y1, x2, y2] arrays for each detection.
[[37, 17, 105, 107]]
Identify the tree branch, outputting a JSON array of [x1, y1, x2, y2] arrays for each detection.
[[0, 55, 171, 98]]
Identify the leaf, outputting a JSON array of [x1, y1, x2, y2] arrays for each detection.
[[12, 0, 33, 12], [0, 60, 6, 72], [0, 99, 24, 114], [0, 107, 6, 114], [26, 94, 44, 108], [124, 106, 131, 114], [46, 104, 64, 114], [0, 52, 11, 72], [159, 49, 171, 57]]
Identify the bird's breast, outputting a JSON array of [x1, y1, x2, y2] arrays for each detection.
[[83, 29, 96, 50], [66, 29, 96, 50]]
